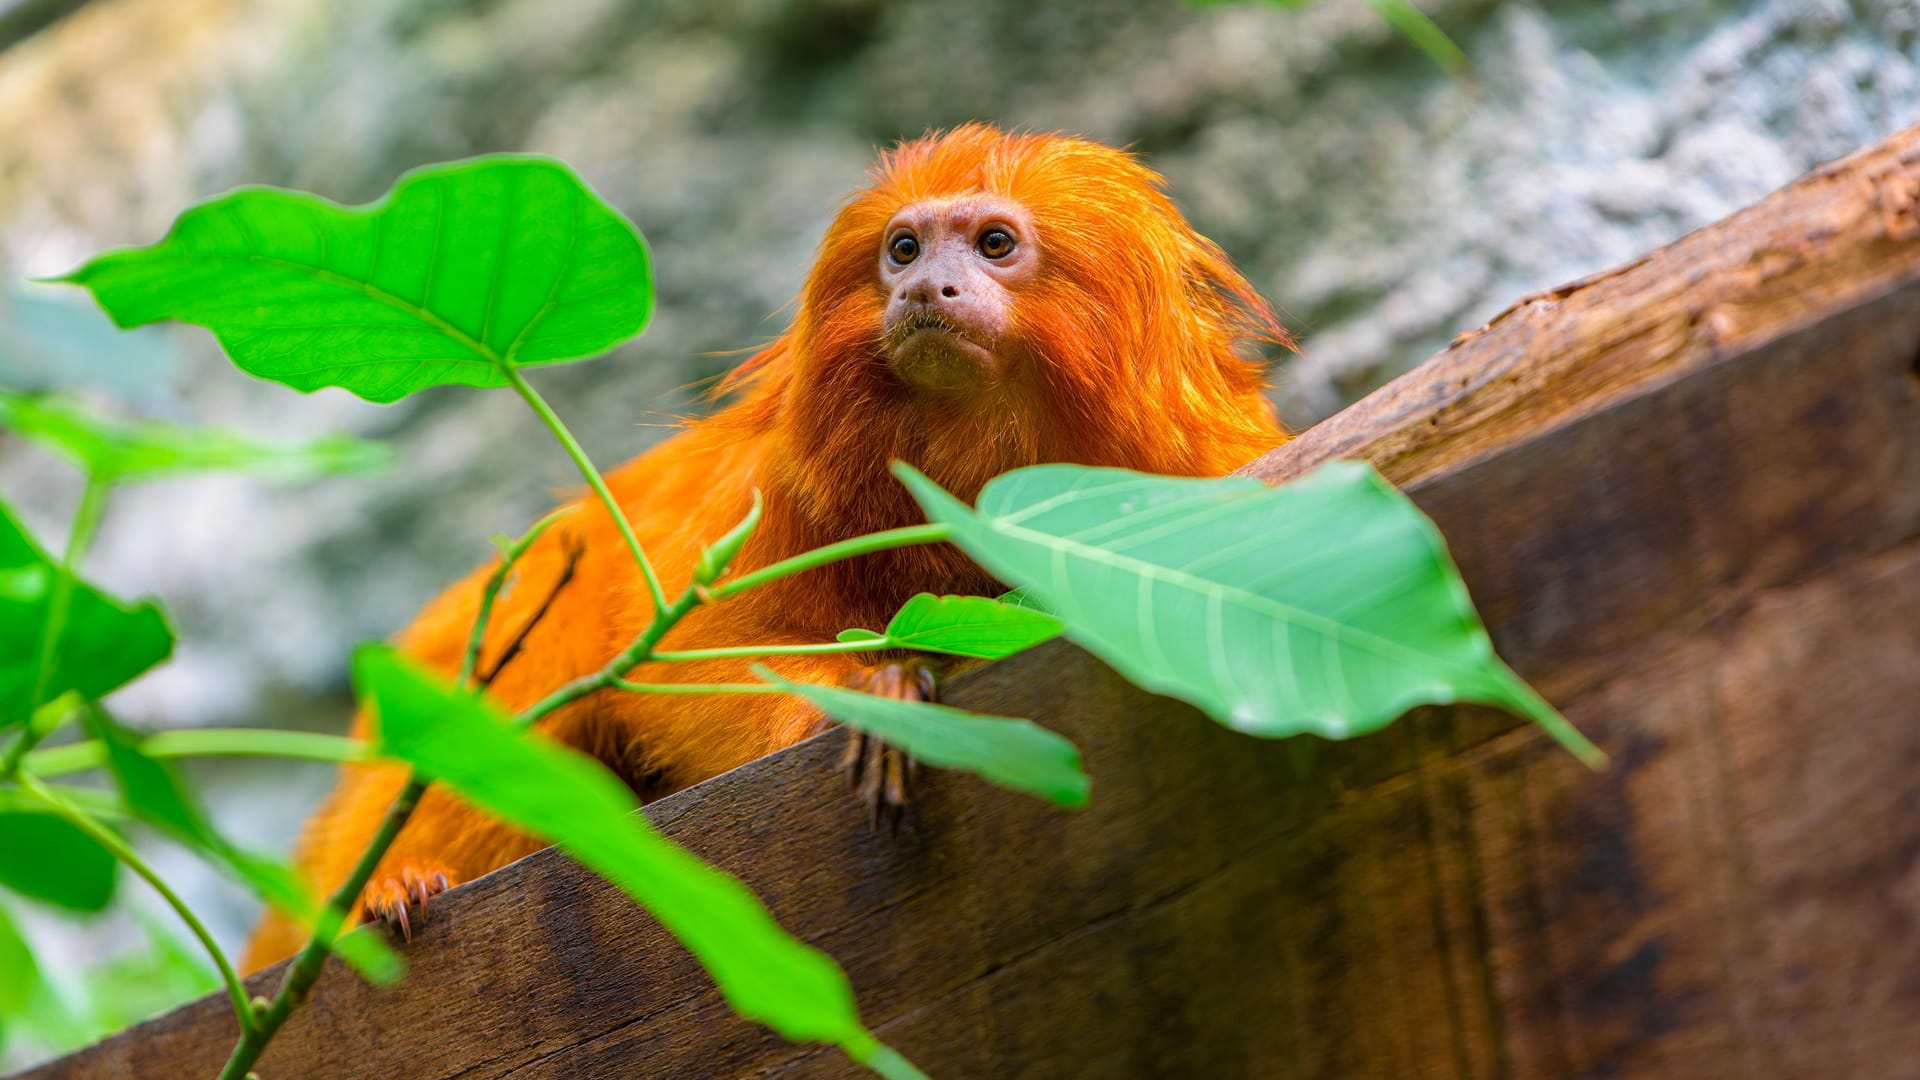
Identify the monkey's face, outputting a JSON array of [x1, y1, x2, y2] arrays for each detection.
[[876, 195, 1038, 393]]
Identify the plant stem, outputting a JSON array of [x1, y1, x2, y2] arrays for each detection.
[[526, 522, 954, 718], [17, 772, 255, 1036], [23, 729, 369, 780], [650, 641, 874, 662], [218, 443, 946, 1074], [518, 583, 703, 727], [3, 473, 111, 776], [218, 511, 564, 1080], [609, 680, 787, 695], [0, 782, 128, 820], [501, 365, 668, 617], [218, 777, 425, 1080], [707, 523, 951, 601], [460, 545, 520, 687]]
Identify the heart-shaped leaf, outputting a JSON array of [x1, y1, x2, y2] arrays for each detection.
[[896, 460, 1602, 766], [357, 646, 909, 1068], [756, 667, 1089, 808], [55, 155, 653, 403], [0, 501, 172, 725], [836, 593, 1063, 660], [0, 392, 388, 484]]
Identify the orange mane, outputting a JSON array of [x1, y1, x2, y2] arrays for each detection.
[[708, 124, 1288, 539]]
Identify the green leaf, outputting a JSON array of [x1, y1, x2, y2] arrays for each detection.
[[55, 155, 654, 404], [86, 708, 212, 846], [834, 593, 1063, 659], [327, 924, 406, 986], [355, 646, 894, 1061], [996, 587, 1052, 613], [80, 709, 401, 984], [0, 391, 389, 484], [221, 845, 403, 985], [0, 501, 173, 724], [859, 1044, 932, 1080], [0, 902, 37, 1017], [0, 810, 117, 912], [67, 915, 218, 1043], [695, 490, 763, 585], [755, 666, 1090, 808], [878, 593, 1063, 660], [896, 460, 1603, 767]]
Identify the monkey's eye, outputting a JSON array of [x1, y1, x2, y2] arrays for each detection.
[[888, 233, 919, 264], [977, 228, 1016, 260]]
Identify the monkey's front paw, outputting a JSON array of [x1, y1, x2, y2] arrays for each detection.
[[840, 659, 937, 834], [361, 863, 456, 943]]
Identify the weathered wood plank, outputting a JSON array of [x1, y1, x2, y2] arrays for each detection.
[[17, 130, 1920, 1079]]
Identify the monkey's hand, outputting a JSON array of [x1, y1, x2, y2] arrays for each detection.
[[839, 658, 937, 833], [362, 861, 456, 944]]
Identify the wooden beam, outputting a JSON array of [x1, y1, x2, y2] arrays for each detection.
[[19, 126, 1920, 1079]]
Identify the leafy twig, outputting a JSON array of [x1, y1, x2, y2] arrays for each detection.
[[17, 772, 255, 1036], [219, 401, 953, 1078], [458, 509, 572, 686], [650, 641, 874, 662], [610, 680, 788, 695], [706, 524, 950, 601], [2, 473, 110, 774], [218, 511, 564, 1080], [216, 776, 424, 1080], [501, 365, 668, 617], [23, 728, 368, 779], [478, 536, 584, 688], [516, 583, 704, 726]]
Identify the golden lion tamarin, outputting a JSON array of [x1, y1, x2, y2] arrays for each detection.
[[243, 124, 1290, 971]]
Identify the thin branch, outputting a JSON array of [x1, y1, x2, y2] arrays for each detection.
[[458, 508, 573, 688], [650, 641, 873, 662], [609, 679, 787, 695], [220, 510, 564, 1079], [516, 584, 703, 728], [478, 536, 583, 688], [3, 473, 110, 775], [18, 772, 255, 1037], [706, 523, 951, 601], [23, 728, 368, 779], [219, 421, 954, 1076], [217, 776, 426, 1080], [502, 365, 668, 616]]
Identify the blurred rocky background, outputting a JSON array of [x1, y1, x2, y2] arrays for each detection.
[[0, 0, 1913, 1064]]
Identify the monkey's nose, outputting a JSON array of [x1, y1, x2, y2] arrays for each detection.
[[901, 276, 962, 305]]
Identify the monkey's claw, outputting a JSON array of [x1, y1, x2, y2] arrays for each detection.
[[363, 865, 454, 943], [840, 659, 935, 834]]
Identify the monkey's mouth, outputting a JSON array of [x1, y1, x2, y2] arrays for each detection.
[[883, 313, 1006, 389]]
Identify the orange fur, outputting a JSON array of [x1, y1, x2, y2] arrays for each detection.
[[242, 124, 1290, 972]]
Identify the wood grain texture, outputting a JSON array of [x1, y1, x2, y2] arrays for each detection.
[[17, 128, 1920, 1079]]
